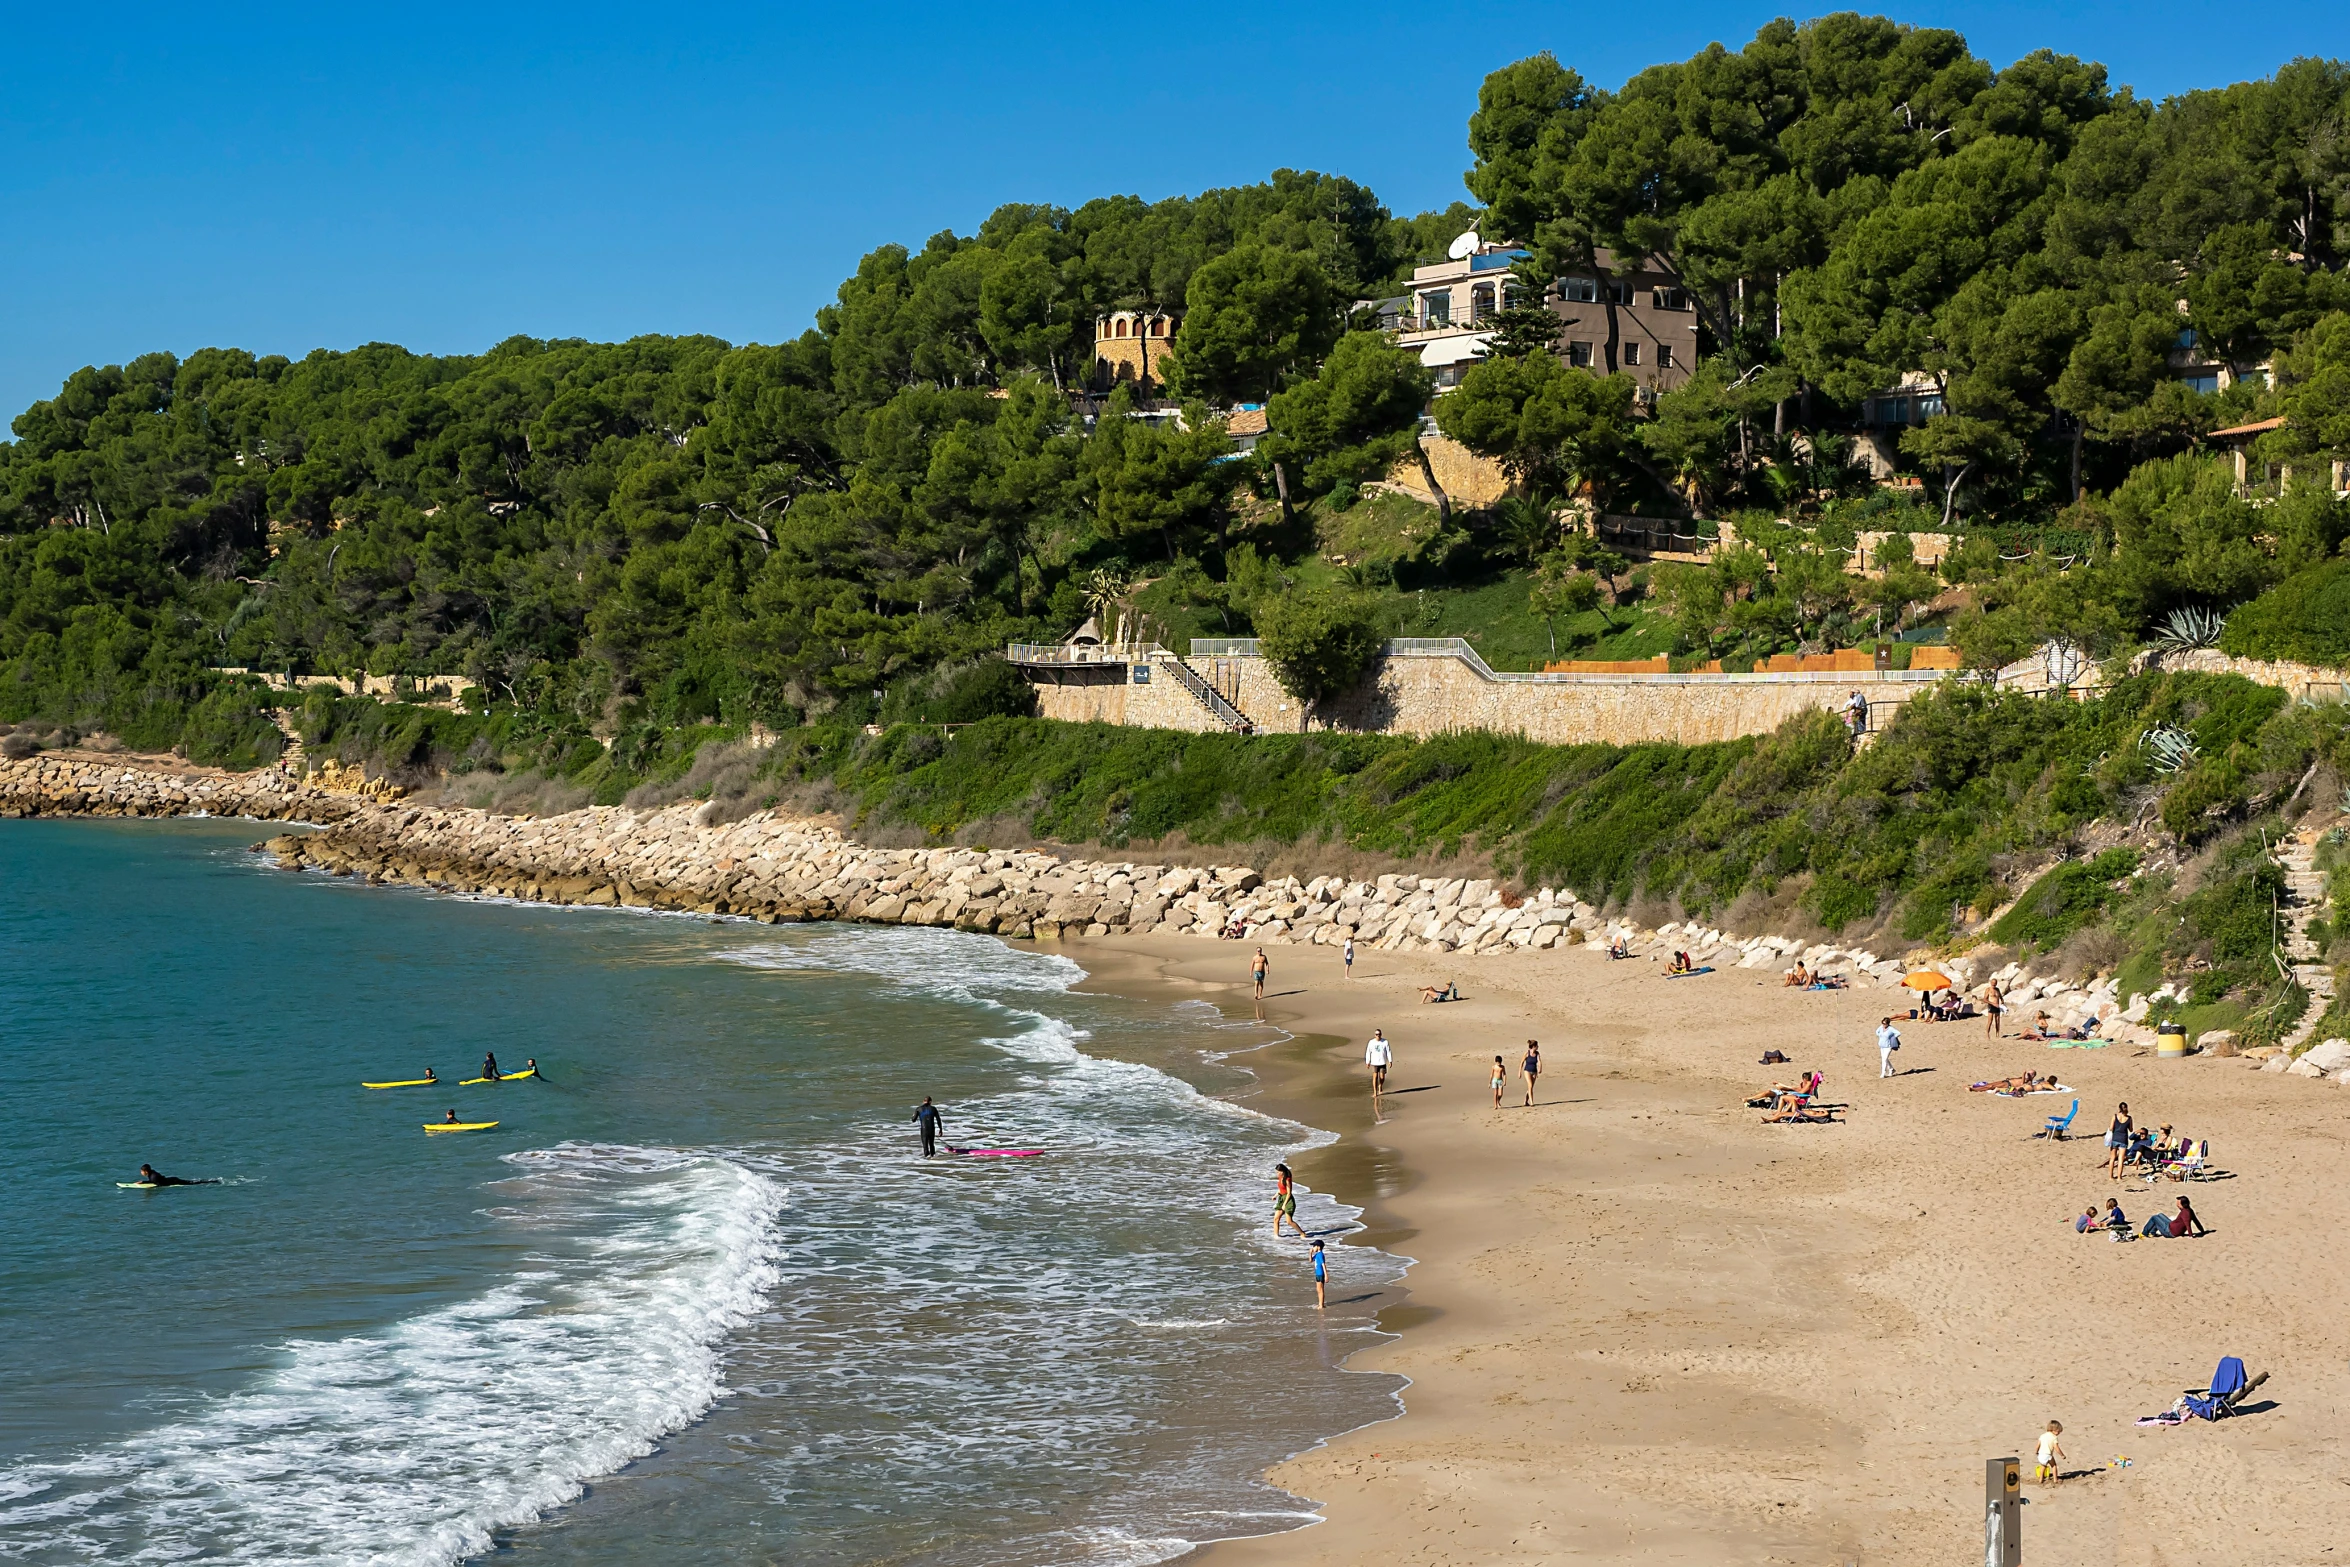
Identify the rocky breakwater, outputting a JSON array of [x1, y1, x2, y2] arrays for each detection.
[[249, 795, 1914, 999], [0, 754, 361, 824]]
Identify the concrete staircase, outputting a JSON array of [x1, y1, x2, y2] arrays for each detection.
[[2275, 826, 2336, 1052], [1158, 654, 1255, 733]]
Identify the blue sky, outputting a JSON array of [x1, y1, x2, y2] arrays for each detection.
[[2, 2, 2342, 419]]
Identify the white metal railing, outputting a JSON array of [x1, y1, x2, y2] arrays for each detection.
[[1006, 643, 1162, 665]]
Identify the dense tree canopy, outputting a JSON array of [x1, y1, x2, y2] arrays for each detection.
[[6, 19, 2350, 774]]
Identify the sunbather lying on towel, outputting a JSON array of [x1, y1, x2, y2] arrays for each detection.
[[1807, 974, 1850, 990], [1762, 1102, 1842, 1123], [1972, 1072, 2041, 1093], [1607, 936, 1631, 959]]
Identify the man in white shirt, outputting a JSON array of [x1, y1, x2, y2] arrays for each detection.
[[1365, 1028, 1393, 1108], [1877, 1017, 1901, 1078]]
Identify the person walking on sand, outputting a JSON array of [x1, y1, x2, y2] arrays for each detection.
[[913, 1096, 945, 1158], [1343, 936, 1355, 980], [2035, 1421, 2065, 1485], [2105, 1101, 2134, 1179], [1491, 1053, 1507, 1107], [1877, 1017, 1902, 1078], [1252, 948, 1269, 999], [1984, 980, 2004, 1038], [1364, 1028, 1393, 1109], [1520, 1039, 1541, 1106], [1274, 1162, 1305, 1239], [1311, 1240, 1327, 1310]]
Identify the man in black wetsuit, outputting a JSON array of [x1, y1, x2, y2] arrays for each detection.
[[481, 1052, 500, 1082], [136, 1163, 213, 1187], [913, 1097, 945, 1158]]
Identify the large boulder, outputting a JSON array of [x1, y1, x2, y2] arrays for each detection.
[[2197, 1029, 2238, 1057], [2297, 1038, 2350, 1075]]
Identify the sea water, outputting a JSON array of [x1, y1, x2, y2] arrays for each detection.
[[0, 819, 1403, 1566]]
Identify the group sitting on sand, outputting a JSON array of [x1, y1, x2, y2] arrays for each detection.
[[1781, 963, 1850, 989], [2077, 1194, 2207, 1239], [1970, 1071, 2068, 1096], [1912, 988, 1978, 1022]]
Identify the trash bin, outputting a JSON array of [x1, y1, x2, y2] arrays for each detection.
[[2156, 1021, 2188, 1058]]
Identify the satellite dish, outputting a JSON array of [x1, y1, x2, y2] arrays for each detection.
[[1446, 229, 1481, 261]]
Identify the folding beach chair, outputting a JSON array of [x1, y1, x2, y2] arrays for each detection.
[[2168, 1139, 2212, 1181], [2181, 1356, 2263, 1420], [2039, 1099, 2079, 1140]]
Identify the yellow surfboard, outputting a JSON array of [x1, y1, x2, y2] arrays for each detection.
[[424, 1121, 499, 1132], [364, 1077, 439, 1089], [459, 1070, 536, 1085]]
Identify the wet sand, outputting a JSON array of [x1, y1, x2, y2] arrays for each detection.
[[1071, 933, 2350, 1566]]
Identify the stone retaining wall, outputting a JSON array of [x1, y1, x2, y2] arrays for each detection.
[[1034, 650, 1940, 745]]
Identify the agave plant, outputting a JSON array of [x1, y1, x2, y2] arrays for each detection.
[[2155, 605, 2228, 651], [2140, 724, 2200, 774]]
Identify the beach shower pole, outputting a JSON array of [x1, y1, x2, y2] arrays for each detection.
[[1983, 1456, 2021, 1566]]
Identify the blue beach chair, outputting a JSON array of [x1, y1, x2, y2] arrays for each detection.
[[2182, 1356, 2261, 1420], [2040, 1099, 2079, 1140]]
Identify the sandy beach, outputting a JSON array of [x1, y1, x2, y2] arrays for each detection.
[[1074, 934, 2350, 1566]]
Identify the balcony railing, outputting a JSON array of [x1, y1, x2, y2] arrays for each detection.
[[1005, 643, 1161, 666]]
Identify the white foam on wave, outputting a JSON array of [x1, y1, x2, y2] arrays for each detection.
[[0, 1146, 782, 1566]]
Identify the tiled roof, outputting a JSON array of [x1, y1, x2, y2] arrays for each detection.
[[2209, 417, 2286, 439], [1224, 408, 1268, 436]]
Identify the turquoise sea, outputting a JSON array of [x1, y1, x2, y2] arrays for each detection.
[[0, 818, 1402, 1566]]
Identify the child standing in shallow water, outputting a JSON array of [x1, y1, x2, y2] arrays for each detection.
[[1311, 1240, 1327, 1310], [1491, 1054, 1507, 1107]]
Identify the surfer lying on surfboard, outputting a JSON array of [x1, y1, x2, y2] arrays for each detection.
[[132, 1163, 219, 1188]]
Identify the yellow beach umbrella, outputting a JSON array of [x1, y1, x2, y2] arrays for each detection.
[[1903, 971, 1952, 990]]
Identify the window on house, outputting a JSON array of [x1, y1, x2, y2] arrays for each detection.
[[1471, 283, 1495, 322], [1606, 281, 1635, 305], [1114, 319, 1128, 338], [1559, 278, 1598, 303], [1657, 344, 1674, 368], [1917, 394, 1946, 419], [1421, 291, 1452, 326], [1622, 342, 1642, 366], [2181, 371, 2221, 394], [1566, 341, 1593, 367], [1654, 287, 1690, 310], [2176, 327, 2197, 350]]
